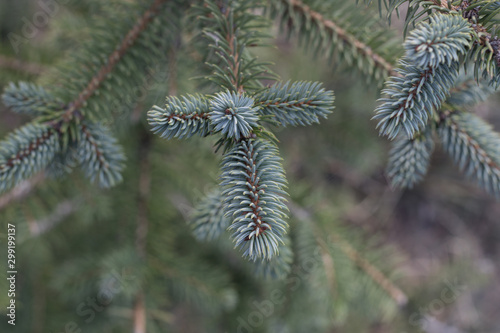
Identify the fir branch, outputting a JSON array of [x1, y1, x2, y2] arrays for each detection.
[[447, 73, 496, 106], [0, 55, 45, 75], [147, 95, 212, 140], [221, 138, 288, 260], [59, 0, 170, 123], [254, 80, 335, 127], [193, 0, 272, 93], [374, 60, 459, 139], [269, 0, 401, 81], [374, 13, 471, 140], [0, 124, 60, 193], [405, 13, 472, 68], [438, 110, 500, 196], [77, 123, 126, 188], [327, 231, 408, 306], [386, 129, 435, 189], [188, 187, 230, 241], [2, 82, 63, 116]]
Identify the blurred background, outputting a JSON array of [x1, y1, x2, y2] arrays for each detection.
[[0, 0, 499, 332]]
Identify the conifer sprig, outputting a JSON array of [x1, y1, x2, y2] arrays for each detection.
[[438, 110, 500, 196], [268, 0, 402, 83], [374, 13, 471, 140], [387, 129, 435, 189], [188, 188, 231, 242], [193, 0, 272, 93], [0, 124, 59, 193], [147, 95, 212, 140], [0, 0, 177, 193], [77, 123, 125, 189], [2, 82, 62, 116], [221, 139, 288, 260], [147, 0, 335, 261], [255, 81, 335, 127]]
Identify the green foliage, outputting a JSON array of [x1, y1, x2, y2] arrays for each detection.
[[221, 139, 288, 260], [77, 123, 126, 188], [2, 82, 62, 116], [188, 187, 230, 241], [191, 0, 272, 92], [386, 129, 434, 188], [255, 81, 335, 127], [404, 13, 471, 68], [210, 91, 259, 140], [268, 0, 403, 84], [438, 110, 500, 196], [146, 0, 334, 261], [147, 94, 212, 140], [374, 13, 471, 140], [0, 124, 59, 192]]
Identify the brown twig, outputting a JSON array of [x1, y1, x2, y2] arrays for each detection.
[[0, 173, 45, 212], [0, 55, 45, 75], [62, 0, 167, 123]]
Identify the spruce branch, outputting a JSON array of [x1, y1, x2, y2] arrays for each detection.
[[447, 73, 496, 106], [193, 0, 273, 93], [255, 80, 335, 127], [438, 110, 500, 196], [386, 128, 435, 189], [188, 187, 230, 242], [374, 60, 459, 139], [60, 0, 170, 123], [147, 95, 212, 140], [269, 0, 401, 82], [221, 139, 288, 260], [0, 124, 60, 193], [374, 13, 471, 140], [2, 82, 63, 116], [0, 55, 45, 75], [77, 123, 126, 188], [327, 231, 408, 306]]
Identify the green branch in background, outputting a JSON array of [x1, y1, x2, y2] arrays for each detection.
[[386, 129, 434, 189], [268, 0, 402, 84], [438, 110, 500, 196], [0, 0, 179, 193]]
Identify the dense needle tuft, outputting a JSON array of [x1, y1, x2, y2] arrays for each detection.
[[209, 91, 259, 141]]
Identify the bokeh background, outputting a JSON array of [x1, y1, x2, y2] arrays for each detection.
[[0, 0, 499, 332]]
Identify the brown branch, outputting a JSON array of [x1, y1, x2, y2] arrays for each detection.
[[133, 127, 153, 333], [0, 55, 45, 75], [281, 0, 399, 78], [328, 231, 408, 306], [0, 173, 45, 211], [243, 144, 269, 240], [289, 203, 408, 306], [223, 7, 245, 93], [62, 0, 167, 123]]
